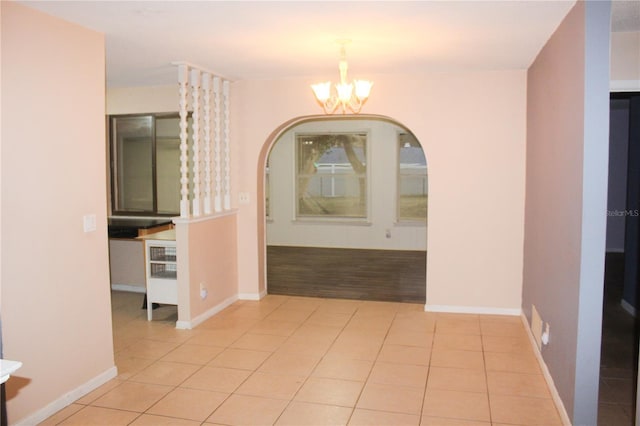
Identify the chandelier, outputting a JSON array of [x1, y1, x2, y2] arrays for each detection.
[[311, 42, 373, 114]]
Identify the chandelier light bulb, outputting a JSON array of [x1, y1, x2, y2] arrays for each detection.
[[354, 80, 373, 100], [311, 82, 331, 103]]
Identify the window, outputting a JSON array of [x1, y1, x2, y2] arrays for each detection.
[[398, 132, 427, 221], [296, 132, 367, 218], [110, 114, 181, 215]]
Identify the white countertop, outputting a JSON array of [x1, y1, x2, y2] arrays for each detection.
[[0, 359, 22, 384]]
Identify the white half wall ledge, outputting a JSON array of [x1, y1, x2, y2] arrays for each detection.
[[111, 284, 146, 294], [424, 304, 522, 316], [175, 294, 238, 330], [520, 314, 572, 426], [14, 366, 118, 426], [610, 80, 640, 91], [172, 209, 238, 225]]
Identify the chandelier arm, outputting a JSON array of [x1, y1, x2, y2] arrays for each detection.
[[323, 96, 340, 114], [347, 96, 363, 114]]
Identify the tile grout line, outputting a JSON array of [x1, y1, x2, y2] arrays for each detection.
[[479, 324, 493, 425], [204, 295, 294, 424]]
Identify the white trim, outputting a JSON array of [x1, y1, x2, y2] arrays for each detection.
[[15, 366, 117, 426], [621, 299, 637, 317], [110, 284, 146, 294], [171, 61, 234, 83], [175, 294, 238, 329], [424, 304, 521, 316], [520, 314, 572, 426], [172, 209, 237, 225], [610, 80, 640, 92], [238, 289, 268, 301]]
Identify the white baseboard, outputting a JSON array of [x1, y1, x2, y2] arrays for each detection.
[[238, 289, 267, 301], [110, 284, 146, 294], [621, 299, 637, 317], [175, 294, 238, 329], [15, 366, 117, 426], [424, 304, 521, 316], [520, 314, 571, 426]]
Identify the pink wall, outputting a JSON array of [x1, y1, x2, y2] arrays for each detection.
[[175, 214, 239, 324], [524, 4, 585, 413], [523, 1, 610, 422], [1, 2, 114, 423], [232, 70, 527, 312]]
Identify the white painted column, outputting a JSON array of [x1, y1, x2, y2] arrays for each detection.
[[190, 69, 201, 217], [213, 77, 222, 213], [174, 62, 231, 218], [223, 80, 231, 210], [178, 64, 190, 218], [202, 73, 213, 215]]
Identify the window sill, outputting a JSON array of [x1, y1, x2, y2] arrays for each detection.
[[394, 220, 427, 227], [292, 218, 372, 226]]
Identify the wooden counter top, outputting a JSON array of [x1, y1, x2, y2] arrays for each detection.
[[137, 229, 176, 241]]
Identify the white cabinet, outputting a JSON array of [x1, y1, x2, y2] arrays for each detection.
[[144, 234, 177, 321]]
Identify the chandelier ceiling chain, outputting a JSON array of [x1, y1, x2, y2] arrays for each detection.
[[311, 42, 373, 114]]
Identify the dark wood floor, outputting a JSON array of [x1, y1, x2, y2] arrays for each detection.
[[599, 252, 638, 425], [266, 245, 426, 303]]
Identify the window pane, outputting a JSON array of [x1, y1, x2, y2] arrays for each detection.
[[398, 133, 427, 221], [113, 116, 153, 212], [155, 117, 180, 214], [297, 133, 367, 218]]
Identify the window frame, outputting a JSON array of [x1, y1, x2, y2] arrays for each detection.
[[396, 131, 428, 224], [294, 131, 370, 221], [108, 112, 181, 217]]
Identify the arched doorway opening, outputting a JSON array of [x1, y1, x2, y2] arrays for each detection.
[[258, 115, 428, 303]]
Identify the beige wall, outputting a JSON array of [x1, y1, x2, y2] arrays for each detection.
[[235, 71, 527, 311], [108, 70, 527, 312], [1, 3, 114, 423], [175, 215, 238, 326], [611, 31, 640, 86], [523, 1, 610, 422], [109, 239, 146, 290], [107, 85, 178, 115], [107, 75, 526, 312]]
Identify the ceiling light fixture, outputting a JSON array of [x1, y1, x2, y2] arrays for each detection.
[[311, 41, 373, 114]]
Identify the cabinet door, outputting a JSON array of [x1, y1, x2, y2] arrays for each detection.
[[147, 278, 177, 304]]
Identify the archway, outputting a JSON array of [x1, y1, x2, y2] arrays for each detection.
[[257, 115, 428, 303]]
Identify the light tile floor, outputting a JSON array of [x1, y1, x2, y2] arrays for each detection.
[[40, 291, 563, 425]]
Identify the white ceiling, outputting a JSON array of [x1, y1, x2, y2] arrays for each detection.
[[19, 0, 637, 88]]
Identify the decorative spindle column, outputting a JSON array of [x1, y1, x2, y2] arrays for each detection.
[[178, 64, 190, 218], [223, 80, 231, 210], [213, 77, 222, 213], [173, 61, 232, 218], [202, 73, 213, 215], [190, 69, 202, 217]]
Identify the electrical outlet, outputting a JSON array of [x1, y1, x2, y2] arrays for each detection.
[[239, 192, 250, 204], [199, 283, 208, 300], [541, 323, 550, 345], [83, 214, 96, 233]]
